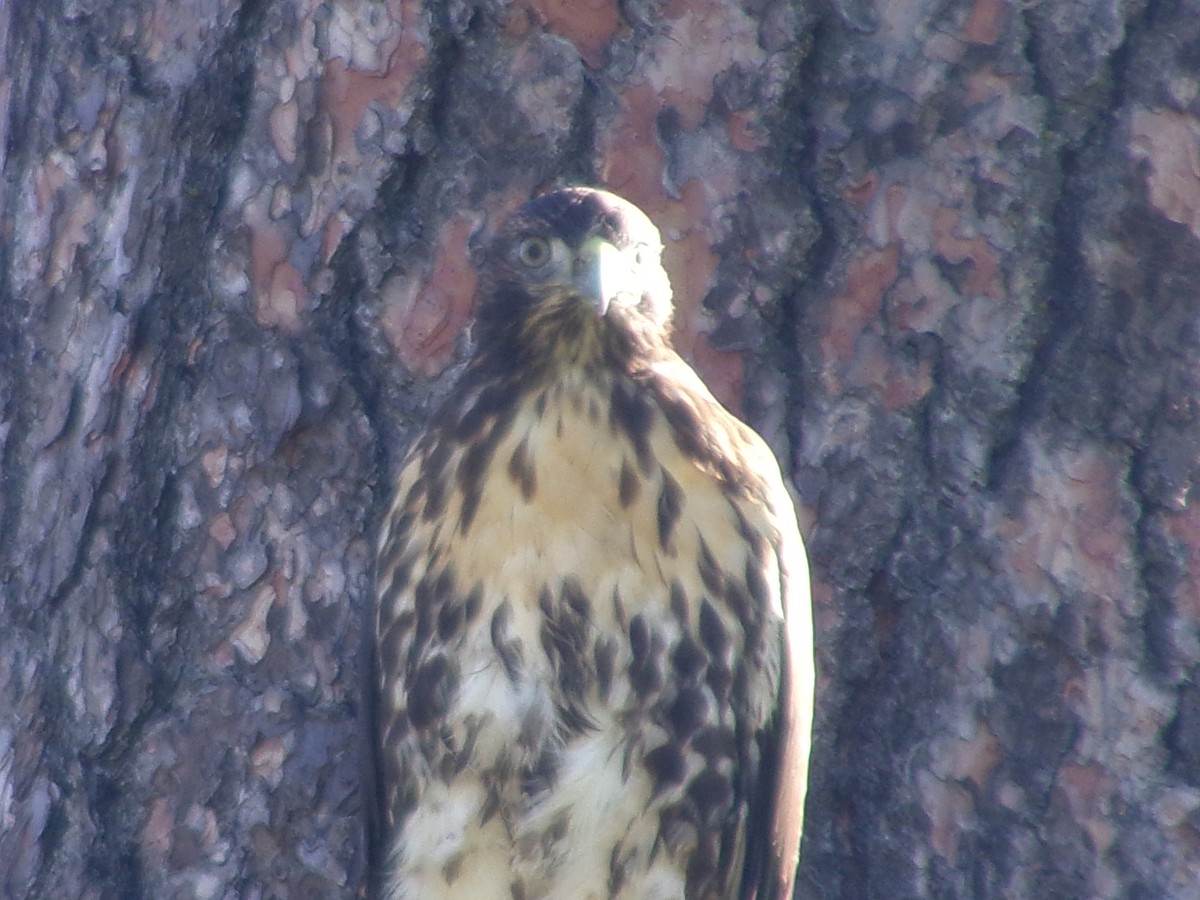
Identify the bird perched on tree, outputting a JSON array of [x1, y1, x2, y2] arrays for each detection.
[[370, 187, 813, 900]]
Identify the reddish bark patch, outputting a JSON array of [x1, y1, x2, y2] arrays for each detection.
[[598, 83, 668, 211], [931, 206, 1002, 299], [819, 244, 901, 382], [963, 0, 1009, 46], [320, 23, 429, 167], [247, 209, 306, 333], [383, 214, 478, 377], [514, 0, 623, 68], [997, 446, 1133, 615], [1130, 107, 1200, 240]]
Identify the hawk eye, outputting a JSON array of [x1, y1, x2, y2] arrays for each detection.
[[516, 236, 551, 268]]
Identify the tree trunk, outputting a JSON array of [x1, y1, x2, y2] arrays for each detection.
[[2, 0, 1197, 897]]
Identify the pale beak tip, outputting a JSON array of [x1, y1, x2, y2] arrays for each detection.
[[574, 236, 623, 317]]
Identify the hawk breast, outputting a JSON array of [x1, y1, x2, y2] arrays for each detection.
[[374, 363, 791, 899]]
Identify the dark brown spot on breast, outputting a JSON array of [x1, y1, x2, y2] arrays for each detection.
[[618, 458, 640, 507], [408, 569, 442, 667], [407, 654, 459, 729], [381, 702, 411, 743], [456, 480, 483, 536], [745, 555, 770, 606], [434, 565, 456, 600], [723, 580, 753, 639], [705, 662, 732, 702], [687, 768, 733, 818], [387, 773, 417, 828], [594, 634, 618, 700], [540, 812, 570, 853], [671, 636, 706, 680], [628, 615, 663, 699], [561, 578, 591, 620], [378, 611, 412, 677], [609, 379, 655, 474], [382, 553, 418, 606], [480, 779, 502, 825], [557, 700, 594, 735], [491, 601, 524, 683], [666, 686, 710, 739], [507, 437, 537, 500], [669, 579, 689, 624], [522, 747, 560, 797], [463, 583, 484, 621], [437, 743, 469, 782], [643, 742, 687, 793], [457, 408, 520, 533], [685, 840, 718, 897], [453, 382, 513, 442], [699, 600, 734, 701], [422, 475, 447, 521], [698, 599, 729, 658], [609, 843, 629, 894], [401, 480, 426, 515], [539, 583, 592, 701], [731, 577, 767, 649], [437, 598, 464, 640], [657, 471, 683, 553], [419, 439, 454, 485], [730, 500, 760, 543], [378, 510, 415, 568], [657, 386, 744, 491], [432, 721, 476, 783], [657, 391, 706, 460], [611, 589, 628, 629], [655, 802, 695, 855], [376, 560, 413, 622], [697, 538, 724, 596], [732, 661, 756, 711], [691, 726, 737, 761], [629, 613, 648, 658]]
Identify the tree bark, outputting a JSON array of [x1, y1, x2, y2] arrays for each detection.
[[2, 0, 1198, 897]]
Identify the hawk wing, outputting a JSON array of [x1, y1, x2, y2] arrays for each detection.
[[647, 357, 813, 900], [739, 491, 811, 900]]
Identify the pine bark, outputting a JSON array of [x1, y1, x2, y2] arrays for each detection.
[[2, 0, 1198, 897]]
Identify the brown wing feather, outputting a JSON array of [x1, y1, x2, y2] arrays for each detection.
[[769, 488, 814, 899], [645, 357, 814, 899], [739, 515, 812, 900]]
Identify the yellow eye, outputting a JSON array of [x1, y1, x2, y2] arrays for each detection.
[[516, 236, 551, 267]]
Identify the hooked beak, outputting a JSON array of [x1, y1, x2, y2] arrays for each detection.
[[572, 236, 631, 317]]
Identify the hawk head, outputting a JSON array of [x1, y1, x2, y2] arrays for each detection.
[[474, 188, 674, 374]]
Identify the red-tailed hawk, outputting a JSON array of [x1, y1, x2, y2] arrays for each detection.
[[370, 187, 813, 899]]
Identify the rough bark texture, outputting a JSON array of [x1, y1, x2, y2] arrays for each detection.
[[1, 0, 1198, 897]]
